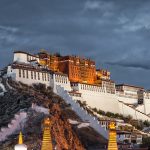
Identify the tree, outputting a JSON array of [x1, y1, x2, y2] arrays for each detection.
[[143, 120, 150, 127]]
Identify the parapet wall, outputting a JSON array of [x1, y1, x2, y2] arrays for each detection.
[[0, 112, 27, 142], [80, 90, 120, 114], [0, 105, 49, 142], [117, 96, 138, 105], [7, 66, 51, 87], [57, 84, 150, 126], [53, 74, 72, 92], [119, 101, 150, 121], [32, 103, 49, 114], [56, 85, 108, 139]]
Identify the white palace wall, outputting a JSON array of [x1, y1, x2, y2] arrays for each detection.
[[14, 53, 28, 63], [136, 105, 145, 114], [7, 63, 150, 122], [14, 52, 39, 63], [119, 101, 150, 121], [81, 91, 120, 114], [117, 95, 150, 116], [52, 74, 72, 92], [71, 83, 120, 114], [7, 66, 51, 87], [56, 85, 108, 139], [7, 65, 72, 92], [71, 83, 150, 121], [117, 96, 138, 105], [144, 98, 150, 115]]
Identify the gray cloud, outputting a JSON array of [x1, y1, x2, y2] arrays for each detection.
[[107, 60, 150, 70], [0, 0, 150, 88]]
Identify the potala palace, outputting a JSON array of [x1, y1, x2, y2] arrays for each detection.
[[7, 50, 150, 123]]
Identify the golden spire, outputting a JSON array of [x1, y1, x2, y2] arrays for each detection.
[[18, 131, 23, 144], [41, 118, 53, 150], [108, 122, 118, 150], [15, 131, 27, 150]]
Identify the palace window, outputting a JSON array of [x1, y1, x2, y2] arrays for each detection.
[[23, 70, 25, 78], [31, 71, 33, 79], [34, 71, 36, 80], [38, 72, 40, 80], [47, 74, 50, 81], [19, 69, 21, 77], [45, 73, 47, 81], [26, 70, 28, 78], [42, 73, 44, 81]]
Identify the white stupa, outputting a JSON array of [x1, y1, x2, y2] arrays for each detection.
[[14, 132, 27, 150]]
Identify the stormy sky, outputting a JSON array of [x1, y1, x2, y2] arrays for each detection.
[[0, 0, 150, 89]]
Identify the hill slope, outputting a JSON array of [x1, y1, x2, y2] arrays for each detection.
[[0, 76, 107, 150]]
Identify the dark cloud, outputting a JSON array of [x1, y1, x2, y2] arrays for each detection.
[[0, 0, 150, 88], [107, 60, 150, 70], [106, 48, 150, 70]]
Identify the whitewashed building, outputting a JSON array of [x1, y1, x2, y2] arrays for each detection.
[[7, 51, 71, 91]]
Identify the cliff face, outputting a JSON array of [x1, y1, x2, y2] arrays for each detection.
[[50, 104, 84, 150], [0, 76, 107, 150]]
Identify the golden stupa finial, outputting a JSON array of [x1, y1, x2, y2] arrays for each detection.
[[109, 122, 116, 130], [18, 131, 23, 144], [40, 49, 48, 54], [44, 117, 51, 126]]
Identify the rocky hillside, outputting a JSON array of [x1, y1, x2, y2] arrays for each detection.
[[0, 75, 107, 150]]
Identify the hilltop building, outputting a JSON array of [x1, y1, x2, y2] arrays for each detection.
[[116, 84, 144, 104], [7, 50, 150, 122], [39, 51, 97, 84], [38, 51, 59, 72], [96, 69, 110, 81]]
